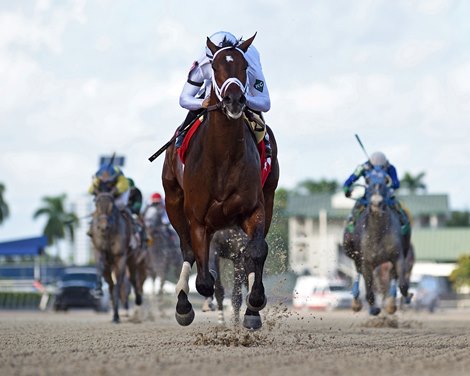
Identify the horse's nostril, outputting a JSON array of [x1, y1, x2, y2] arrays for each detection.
[[240, 95, 246, 105], [223, 95, 230, 103]]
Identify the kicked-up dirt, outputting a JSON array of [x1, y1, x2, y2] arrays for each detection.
[[1, 301, 469, 376]]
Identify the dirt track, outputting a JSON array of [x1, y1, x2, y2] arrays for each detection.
[[1, 302, 469, 376]]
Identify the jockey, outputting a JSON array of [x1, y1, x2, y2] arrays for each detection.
[[176, 31, 272, 156], [88, 164, 138, 249], [88, 164, 130, 210], [143, 193, 170, 227], [127, 178, 143, 216], [343, 151, 409, 234]]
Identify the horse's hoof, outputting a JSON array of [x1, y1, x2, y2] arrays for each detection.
[[385, 298, 397, 315], [112, 317, 120, 324], [175, 308, 195, 326], [246, 293, 267, 312], [369, 306, 381, 316], [243, 314, 262, 330], [404, 293, 413, 305], [352, 298, 363, 312]]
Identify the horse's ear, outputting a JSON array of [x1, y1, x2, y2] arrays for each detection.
[[238, 32, 257, 53], [206, 36, 219, 56]]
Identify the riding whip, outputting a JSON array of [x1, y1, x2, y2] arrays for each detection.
[[148, 109, 208, 162], [354, 134, 370, 160]]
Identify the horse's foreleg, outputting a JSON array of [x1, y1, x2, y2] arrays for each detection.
[[241, 209, 268, 330], [231, 259, 244, 325], [396, 255, 411, 304], [111, 256, 127, 323], [363, 266, 380, 316], [191, 224, 215, 298], [351, 272, 363, 312], [385, 264, 398, 314], [213, 255, 225, 324]]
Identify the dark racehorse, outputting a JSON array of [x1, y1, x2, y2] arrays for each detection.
[[162, 34, 279, 329], [343, 167, 412, 315], [144, 204, 183, 297], [91, 192, 147, 323], [204, 227, 248, 325]]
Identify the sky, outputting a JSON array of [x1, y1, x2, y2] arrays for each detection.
[[1, 0, 470, 241]]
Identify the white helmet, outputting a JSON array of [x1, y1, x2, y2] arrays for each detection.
[[205, 31, 238, 60], [370, 151, 387, 167]]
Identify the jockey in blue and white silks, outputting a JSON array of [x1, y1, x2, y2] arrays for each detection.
[[175, 31, 272, 155], [343, 151, 410, 234]]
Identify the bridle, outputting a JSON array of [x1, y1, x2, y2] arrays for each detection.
[[210, 46, 248, 115]]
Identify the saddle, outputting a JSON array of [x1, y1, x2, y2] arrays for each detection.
[[243, 110, 266, 143]]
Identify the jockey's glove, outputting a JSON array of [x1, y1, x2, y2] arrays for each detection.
[[343, 186, 352, 198]]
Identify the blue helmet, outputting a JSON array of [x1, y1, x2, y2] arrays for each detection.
[[96, 165, 120, 183]]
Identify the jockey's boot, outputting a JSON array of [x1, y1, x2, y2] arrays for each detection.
[[346, 203, 365, 233], [395, 204, 410, 235], [121, 208, 139, 250], [175, 110, 203, 148], [345, 214, 355, 234]]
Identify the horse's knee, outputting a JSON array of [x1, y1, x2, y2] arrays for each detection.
[[246, 239, 267, 261]]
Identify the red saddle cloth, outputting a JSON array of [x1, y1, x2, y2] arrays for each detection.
[[177, 118, 272, 187]]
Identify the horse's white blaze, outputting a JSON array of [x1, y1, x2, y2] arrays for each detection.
[[226, 55, 234, 62], [175, 261, 191, 295], [248, 272, 255, 293]]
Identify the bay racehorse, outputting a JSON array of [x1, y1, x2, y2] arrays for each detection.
[[143, 204, 183, 297], [162, 34, 279, 329], [91, 192, 147, 323], [343, 167, 412, 315]]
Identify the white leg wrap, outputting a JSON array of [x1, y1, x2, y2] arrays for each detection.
[[175, 261, 191, 296], [248, 272, 255, 294]]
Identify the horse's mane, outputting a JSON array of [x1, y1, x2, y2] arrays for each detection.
[[219, 37, 242, 49]]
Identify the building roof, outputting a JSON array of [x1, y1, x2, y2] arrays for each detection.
[[286, 192, 449, 219], [0, 236, 48, 256], [412, 228, 470, 262]]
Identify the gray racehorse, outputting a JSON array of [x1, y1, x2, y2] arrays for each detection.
[[144, 204, 183, 297], [203, 227, 248, 325], [343, 167, 412, 315], [91, 192, 147, 323]]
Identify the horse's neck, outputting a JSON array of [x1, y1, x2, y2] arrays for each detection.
[[204, 111, 248, 155]]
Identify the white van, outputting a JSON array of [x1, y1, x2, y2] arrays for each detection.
[[292, 276, 352, 310]]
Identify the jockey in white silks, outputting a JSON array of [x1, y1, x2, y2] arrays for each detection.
[[175, 31, 272, 155]]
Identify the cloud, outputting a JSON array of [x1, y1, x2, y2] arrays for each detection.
[[394, 39, 446, 68]]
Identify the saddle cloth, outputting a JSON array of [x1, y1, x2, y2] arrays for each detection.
[[177, 115, 271, 187]]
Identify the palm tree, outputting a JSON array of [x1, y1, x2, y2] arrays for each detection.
[[400, 171, 427, 194], [33, 194, 79, 260], [296, 178, 339, 194], [0, 183, 10, 225]]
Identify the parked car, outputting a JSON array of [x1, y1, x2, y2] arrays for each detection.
[[53, 267, 109, 312], [414, 275, 443, 313], [292, 276, 352, 310]]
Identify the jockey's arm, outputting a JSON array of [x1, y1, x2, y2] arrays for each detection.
[[387, 165, 400, 190], [343, 164, 365, 190], [179, 60, 210, 111], [115, 175, 130, 195], [88, 178, 99, 195], [245, 46, 270, 112]]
